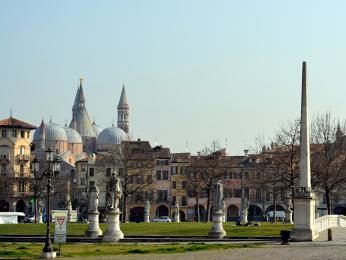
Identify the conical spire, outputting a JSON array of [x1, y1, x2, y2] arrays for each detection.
[[117, 84, 129, 109]]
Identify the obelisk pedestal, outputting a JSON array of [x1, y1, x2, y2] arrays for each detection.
[[85, 211, 102, 238], [103, 208, 124, 242], [208, 211, 226, 239]]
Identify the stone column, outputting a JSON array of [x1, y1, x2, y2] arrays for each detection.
[[103, 208, 124, 242], [291, 62, 318, 241], [144, 200, 150, 222]]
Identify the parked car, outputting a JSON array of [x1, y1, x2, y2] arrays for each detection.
[[153, 216, 171, 222], [24, 215, 35, 223]]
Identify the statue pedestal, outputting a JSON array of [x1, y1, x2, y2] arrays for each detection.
[[103, 208, 124, 242], [241, 212, 248, 223], [174, 215, 180, 223], [208, 211, 226, 239], [144, 212, 150, 222], [42, 251, 56, 259], [285, 209, 293, 224], [291, 192, 319, 241], [85, 211, 102, 238], [37, 212, 43, 224]]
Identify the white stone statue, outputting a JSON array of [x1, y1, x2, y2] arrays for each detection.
[[174, 201, 180, 222], [88, 185, 99, 212], [108, 171, 122, 209], [213, 180, 224, 212]]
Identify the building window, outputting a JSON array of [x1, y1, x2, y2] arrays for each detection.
[[172, 196, 176, 204], [20, 164, 24, 173], [106, 168, 111, 177], [27, 131, 30, 138], [234, 189, 242, 198], [1, 130, 7, 138], [89, 168, 94, 177], [256, 172, 261, 179], [89, 181, 95, 187], [20, 131, 25, 138], [12, 130, 17, 138], [19, 180, 25, 192], [19, 146, 25, 155], [135, 192, 144, 202], [156, 170, 162, 180], [147, 175, 152, 183], [256, 188, 262, 202], [172, 181, 176, 189], [157, 190, 168, 202], [80, 178, 85, 185], [244, 171, 250, 180], [182, 181, 187, 189], [266, 193, 271, 202], [182, 196, 187, 206], [162, 170, 168, 180], [145, 191, 153, 201], [243, 187, 249, 199], [171, 166, 177, 175], [0, 164, 6, 173]]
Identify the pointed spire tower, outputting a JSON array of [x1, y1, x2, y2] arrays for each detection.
[[117, 84, 129, 134], [69, 78, 96, 153], [37, 119, 46, 149]]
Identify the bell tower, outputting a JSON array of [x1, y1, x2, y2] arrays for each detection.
[[117, 84, 129, 134]]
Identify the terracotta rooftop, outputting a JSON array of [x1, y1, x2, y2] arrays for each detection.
[[0, 117, 36, 129]]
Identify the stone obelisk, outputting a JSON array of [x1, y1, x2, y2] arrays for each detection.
[[290, 62, 318, 241]]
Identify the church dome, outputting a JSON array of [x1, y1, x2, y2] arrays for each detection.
[[92, 121, 103, 137], [97, 126, 128, 151], [33, 122, 68, 142], [64, 126, 83, 144]]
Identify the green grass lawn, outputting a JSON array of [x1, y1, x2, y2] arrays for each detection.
[[0, 242, 265, 259], [0, 222, 292, 237]]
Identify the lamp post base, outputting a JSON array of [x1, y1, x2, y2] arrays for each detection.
[[42, 251, 56, 259]]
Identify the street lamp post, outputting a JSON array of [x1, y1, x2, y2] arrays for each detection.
[[32, 149, 61, 258]]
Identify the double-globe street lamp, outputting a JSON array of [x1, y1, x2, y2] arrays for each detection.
[[31, 148, 61, 257]]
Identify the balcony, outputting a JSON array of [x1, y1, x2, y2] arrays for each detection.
[[0, 154, 10, 161], [17, 154, 30, 161]]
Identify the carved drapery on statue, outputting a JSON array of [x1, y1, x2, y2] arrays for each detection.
[[213, 180, 224, 212], [107, 171, 122, 209], [88, 184, 99, 212]]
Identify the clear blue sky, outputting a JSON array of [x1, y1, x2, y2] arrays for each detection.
[[1, 0, 346, 155]]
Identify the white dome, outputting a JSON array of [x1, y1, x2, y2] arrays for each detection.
[[33, 122, 68, 142], [64, 126, 83, 144], [97, 126, 128, 151]]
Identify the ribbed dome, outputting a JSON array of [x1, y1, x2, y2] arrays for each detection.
[[33, 122, 67, 142], [64, 126, 83, 144], [93, 121, 103, 137], [97, 126, 128, 151]]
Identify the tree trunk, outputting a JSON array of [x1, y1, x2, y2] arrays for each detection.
[[196, 194, 200, 223], [326, 190, 331, 215], [205, 189, 211, 222], [273, 192, 277, 223], [123, 195, 128, 223]]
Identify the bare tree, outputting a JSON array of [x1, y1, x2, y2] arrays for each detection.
[[311, 112, 346, 214], [199, 140, 229, 222]]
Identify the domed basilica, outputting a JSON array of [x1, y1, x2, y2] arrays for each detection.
[[32, 79, 129, 165]]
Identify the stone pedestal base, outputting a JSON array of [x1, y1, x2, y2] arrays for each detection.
[[291, 192, 319, 241], [241, 213, 248, 223], [42, 251, 56, 259], [174, 215, 180, 223], [37, 213, 43, 224], [285, 210, 293, 224], [208, 211, 226, 239], [103, 208, 124, 242], [85, 211, 102, 238], [144, 213, 150, 222]]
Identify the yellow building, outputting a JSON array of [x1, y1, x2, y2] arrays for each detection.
[[0, 116, 36, 213]]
